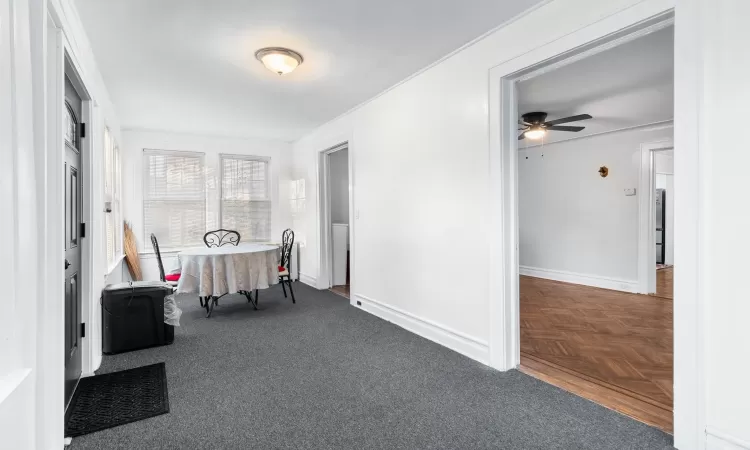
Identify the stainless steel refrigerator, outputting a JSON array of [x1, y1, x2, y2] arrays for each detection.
[[655, 188, 666, 264]]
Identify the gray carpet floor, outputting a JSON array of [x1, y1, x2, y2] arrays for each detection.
[[70, 283, 674, 450]]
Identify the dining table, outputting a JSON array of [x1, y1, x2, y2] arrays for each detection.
[[176, 243, 280, 317]]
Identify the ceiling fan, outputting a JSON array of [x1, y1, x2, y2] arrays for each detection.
[[518, 112, 593, 140]]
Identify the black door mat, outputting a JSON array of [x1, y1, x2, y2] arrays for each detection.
[[65, 362, 170, 438]]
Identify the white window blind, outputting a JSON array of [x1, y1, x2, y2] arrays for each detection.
[[220, 155, 271, 241], [143, 150, 206, 250], [104, 127, 122, 267], [290, 179, 306, 219]]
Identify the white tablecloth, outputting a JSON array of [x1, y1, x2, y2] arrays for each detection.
[[176, 243, 279, 297]]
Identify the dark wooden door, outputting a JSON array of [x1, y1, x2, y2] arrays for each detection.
[[64, 74, 83, 409]]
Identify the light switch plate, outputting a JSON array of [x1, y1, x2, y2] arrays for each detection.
[[624, 188, 637, 196]]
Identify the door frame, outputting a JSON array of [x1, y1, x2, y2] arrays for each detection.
[[488, 2, 703, 449], [317, 141, 355, 303], [638, 140, 674, 294], [45, 0, 97, 440]]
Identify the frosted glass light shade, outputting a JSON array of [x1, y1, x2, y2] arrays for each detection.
[[255, 48, 304, 75], [524, 127, 547, 140]]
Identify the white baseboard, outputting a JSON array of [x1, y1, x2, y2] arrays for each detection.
[[353, 293, 490, 365], [706, 429, 750, 450], [519, 265, 639, 293], [299, 272, 317, 288]]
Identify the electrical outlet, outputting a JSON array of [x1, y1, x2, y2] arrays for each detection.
[[624, 188, 636, 196]]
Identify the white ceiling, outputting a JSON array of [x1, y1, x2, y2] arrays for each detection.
[[518, 25, 674, 145], [74, 0, 543, 141]]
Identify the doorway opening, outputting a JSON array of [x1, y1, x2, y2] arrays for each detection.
[[510, 22, 675, 432], [642, 146, 675, 300], [320, 144, 351, 299]]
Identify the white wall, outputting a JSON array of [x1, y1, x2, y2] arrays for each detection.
[[698, 0, 750, 447], [293, 0, 679, 350], [329, 149, 349, 224], [517, 125, 673, 290], [1, 0, 39, 447], [2, 0, 123, 447], [293, 0, 750, 448], [121, 129, 293, 280]]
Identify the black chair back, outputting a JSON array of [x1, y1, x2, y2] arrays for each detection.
[[204, 229, 241, 247], [280, 229, 295, 270], [150, 233, 166, 283]]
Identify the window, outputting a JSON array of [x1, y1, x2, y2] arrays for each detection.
[[104, 127, 122, 267], [290, 179, 306, 219], [143, 150, 206, 250], [220, 155, 271, 242]]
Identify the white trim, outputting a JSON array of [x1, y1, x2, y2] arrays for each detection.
[[520, 120, 674, 149], [0, 369, 32, 405], [40, 16, 66, 449], [354, 294, 490, 365], [706, 429, 750, 450], [105, 253, 125, 278], [519, 266, 639, 293], [138, 250, 180, 260], [515, 17, 674, 83], [317, 141, 351, 293], [299, 272, 317, 288], [638, 139, 674, 294]]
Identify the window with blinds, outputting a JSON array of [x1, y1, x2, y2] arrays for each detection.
[[290, 179, 306, 219], [143, 150, 206, 250], [220, 155, 271, 242]]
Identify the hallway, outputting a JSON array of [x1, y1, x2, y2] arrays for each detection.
[[70, 283, 671, 449]]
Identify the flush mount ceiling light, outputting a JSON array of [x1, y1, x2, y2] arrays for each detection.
[[255, 47, 304, 75]]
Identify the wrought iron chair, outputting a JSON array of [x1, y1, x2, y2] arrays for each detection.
[[152, 233, 208, 311], [278, 228, 296, 303], [201, 228, 257, 315], [203, 229, 241, 248]]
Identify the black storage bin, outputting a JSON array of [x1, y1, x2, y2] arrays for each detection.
[[102, 281, 174, 355]]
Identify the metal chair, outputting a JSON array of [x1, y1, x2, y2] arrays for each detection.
[[201, 228, 257, 315], [151, 233, 208, 312], [203, 229, 241, 248], [278, 228, 296, 303]]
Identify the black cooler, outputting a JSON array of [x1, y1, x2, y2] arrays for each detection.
[[102, 281, 174, 354]]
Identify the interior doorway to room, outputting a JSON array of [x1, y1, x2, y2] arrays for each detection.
[[651, 149, 674, 299], [514, 24, 675, 433], [323, 146, 351, 299], [63, 67, 85, 410]]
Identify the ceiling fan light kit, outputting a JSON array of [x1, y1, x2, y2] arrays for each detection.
[[518, 111, 593, 140], [255, 47, 304, 75]]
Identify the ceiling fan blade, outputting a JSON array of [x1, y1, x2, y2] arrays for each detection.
[[546, 125, 585, 132], [518, 133, 526, 140], [544, 114, 593, 126]]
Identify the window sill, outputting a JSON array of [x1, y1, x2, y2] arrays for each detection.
[[139, 250, 181, 259]]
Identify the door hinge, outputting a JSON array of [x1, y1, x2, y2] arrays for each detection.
[[80, 222, 86, 238], [81, 323, 86, 338], [80, 123, 86, 139]]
